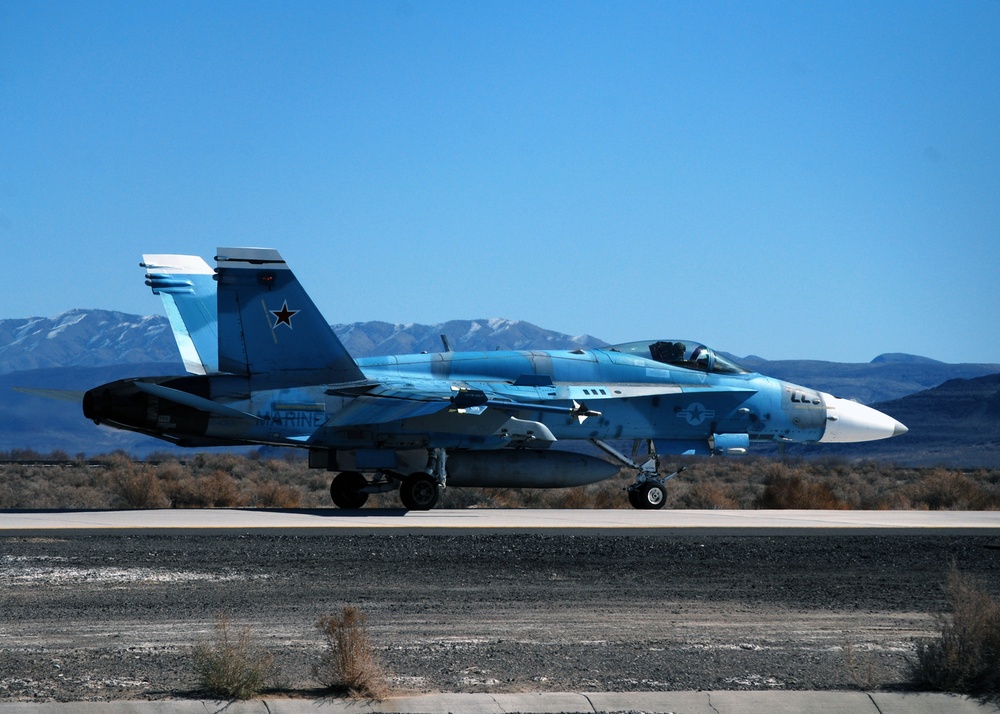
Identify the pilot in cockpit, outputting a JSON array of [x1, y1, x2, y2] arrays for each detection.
[[690, 345, 711, 371]]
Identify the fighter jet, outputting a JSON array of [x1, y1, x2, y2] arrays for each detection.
[[82, 248, 908, 510]]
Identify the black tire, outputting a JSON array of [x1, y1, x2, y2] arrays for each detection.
[[627, 488, 643, 509], [637, 482, 666, 510], [330, 471, 369, 509], [399, 473, 440, 511]]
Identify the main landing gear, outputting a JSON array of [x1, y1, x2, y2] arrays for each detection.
[[399, 473, 440, 510], [591, 439, 684, 510], [328, 448, 447, 511], [398, 448, 446, 511], [329, 471, 369, 509]]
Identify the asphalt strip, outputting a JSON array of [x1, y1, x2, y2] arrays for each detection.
[[0, 692, 997, 713]]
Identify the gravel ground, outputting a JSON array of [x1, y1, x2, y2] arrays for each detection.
[[2, 531, 1000, 701]]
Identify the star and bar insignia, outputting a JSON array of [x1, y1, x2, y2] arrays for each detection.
[[270, 301, 299, 329]]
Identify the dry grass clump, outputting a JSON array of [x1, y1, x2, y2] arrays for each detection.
[[192, 613, 277, 700], [911, 567, 1000, 699], [843, 640, 879, 690], [313, 606, 388, 699]]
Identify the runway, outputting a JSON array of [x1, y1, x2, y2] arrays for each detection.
[[4, 511, 1000, 701], [1, 507, 999, 534]]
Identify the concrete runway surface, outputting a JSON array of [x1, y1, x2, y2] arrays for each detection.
[[2, 507, 1000, 534]]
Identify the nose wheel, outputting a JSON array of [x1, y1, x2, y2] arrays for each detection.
[[591, 439, 683, 510], [628, 481, 666, 509]]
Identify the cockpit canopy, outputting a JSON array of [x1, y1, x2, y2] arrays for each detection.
[[607, 340, 750, 375]]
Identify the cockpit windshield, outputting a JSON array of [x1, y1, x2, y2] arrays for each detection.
[[607, 340, 750, 375]]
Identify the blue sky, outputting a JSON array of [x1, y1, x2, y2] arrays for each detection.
[[2, 1, 998, 364]]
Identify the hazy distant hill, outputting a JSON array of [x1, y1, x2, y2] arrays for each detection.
[[736, 354, 1000, 405], [1, 309, 998, 463], [774, 372, 1000, 468], [1, 363, 181, 456]]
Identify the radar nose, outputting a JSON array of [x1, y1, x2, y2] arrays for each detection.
[[818, 393, 908, 443]]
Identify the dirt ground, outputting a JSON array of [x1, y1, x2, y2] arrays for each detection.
[[2, 531, 1000, 701]]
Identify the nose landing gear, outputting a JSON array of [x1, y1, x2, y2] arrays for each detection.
[[591, 439, 684, 510], [628, 480, 667, 509]]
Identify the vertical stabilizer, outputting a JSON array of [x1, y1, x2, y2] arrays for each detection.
[[214, 247, 365, 385], [141, 254, 219, 375]]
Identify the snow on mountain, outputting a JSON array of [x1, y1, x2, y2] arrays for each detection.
[[0, 310, 606, 375], [0, 310, 179, 375]]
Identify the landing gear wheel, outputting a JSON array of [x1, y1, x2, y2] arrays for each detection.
[[330, 471, 369, 509], [627, 488, 642, 509], [399, 474, 440, 511], [633, 482, 666, 510]]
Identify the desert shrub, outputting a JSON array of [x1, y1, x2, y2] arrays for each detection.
[[906, 469, 1000, 510], [248, 479, 301, 508], [163, 474, 203, 508], [586, 480, 625, 509], [113, 461, 169, 509], [168, 470, 247, 508], [314, 606, 387, 699], [549, 487, 596, 509], [192, 613, 276, 700], [2, 451, 999, 511], [1, 448, 43, 460], [437, 487, 492, 509], [0, 462, 114, 509], [198, 471, 246, 507], [680, 482, 740, 509], [911, 567, 1000, 698], [755, 473, 847, 509]]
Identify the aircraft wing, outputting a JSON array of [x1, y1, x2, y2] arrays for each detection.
[[319, 382, 603, 431], [320, 390, 455, 428], [309, 384, 519, 446], [317, 381, 756, 434]]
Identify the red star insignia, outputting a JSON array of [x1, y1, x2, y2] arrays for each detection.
[[270, 301, 298, 328]]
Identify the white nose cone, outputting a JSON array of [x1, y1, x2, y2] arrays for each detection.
[[819, 393, 908, 443]]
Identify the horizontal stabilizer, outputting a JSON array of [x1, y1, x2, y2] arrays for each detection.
[[133, 381, 262, 421], [13, 387, 85, 403]]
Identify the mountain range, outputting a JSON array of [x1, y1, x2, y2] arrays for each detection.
[[2, 310, 998, 466]]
